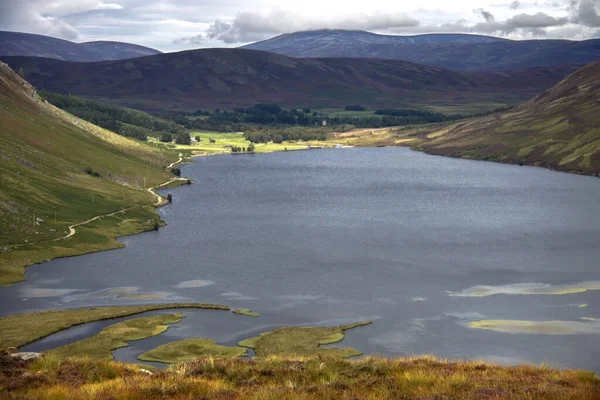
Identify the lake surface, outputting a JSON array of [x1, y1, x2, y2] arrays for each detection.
[[3, 147, 600, 371]]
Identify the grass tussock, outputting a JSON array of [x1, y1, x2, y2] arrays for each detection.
[[1, 352, 598, 399], [0, 303, 229, 350], [239, 321, 372, 358]]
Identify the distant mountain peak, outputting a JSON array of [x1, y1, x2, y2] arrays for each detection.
[[0, 31, 161, 62], [243, 30, 599, 71]]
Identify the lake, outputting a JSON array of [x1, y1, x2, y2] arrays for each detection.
[[2, 147, 600, 371]]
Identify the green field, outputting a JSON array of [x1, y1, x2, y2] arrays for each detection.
[[317, 108, 379, 118], [168, 132, 332, 155]]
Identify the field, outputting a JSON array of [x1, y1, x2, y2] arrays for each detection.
[[165, 132, 332, 155], [317, 108, 379, 118]]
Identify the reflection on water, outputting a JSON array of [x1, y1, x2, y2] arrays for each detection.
[[449, 281, 600, 297], [175, 280, 215, 288], [62, 287, 181, 302], [468, 319, 600, 335], [2, 148, 600, 371]]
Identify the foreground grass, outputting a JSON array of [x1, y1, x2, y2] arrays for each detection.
[[2, 353, 598, 399], [0, 303, 229, 350], [239, 321, 372, 358], [48, 314, 183, 360], [139, 338, 247, 364]]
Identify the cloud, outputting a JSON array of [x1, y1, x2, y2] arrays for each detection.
[[95, 2, 124, 10], [0, 0, 124, 41], [510, 1, 521, 10], [472, 12, 569, 34], [173, 34, 205, 44], [200, 10, 420, 44], [474, 8, 496, 23], [570, 0, 600, 27], [0, 1, 80, 40]]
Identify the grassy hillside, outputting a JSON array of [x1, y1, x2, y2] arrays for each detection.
[[0, 49, 577, 113], [0, 62, 179, 285], [414, 61, 600, 176], [336, 61, 600, 176], [2, 353, 598, 399]]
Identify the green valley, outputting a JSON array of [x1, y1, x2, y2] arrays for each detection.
[[0, 61, 180, 285]]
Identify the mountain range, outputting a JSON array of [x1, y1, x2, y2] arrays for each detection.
[[1, 49, 578, 112], [243, 29, 600, 71], [0, 31, 161, 62]]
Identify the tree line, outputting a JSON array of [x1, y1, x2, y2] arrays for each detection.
[[39, 91, 186, 141]]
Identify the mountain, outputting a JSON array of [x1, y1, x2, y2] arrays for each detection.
[[415, 61, 600, 175], [0, 61, 176, 284], [243, 29, 600, 71], [0, 31, 161, 62], [1, 48, 579, 113]]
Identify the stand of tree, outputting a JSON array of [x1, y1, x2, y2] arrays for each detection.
[[160, 103, 499, 135], [40, 91, 186, 141]]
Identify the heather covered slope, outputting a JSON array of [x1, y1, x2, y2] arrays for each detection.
[[0, 62, 177, 284], [244, 29, 600, 71], [1, 49, 577, 112], [0, 31, 161, 62], [1, 353, 599, 399], [413, 61, 600, 175]]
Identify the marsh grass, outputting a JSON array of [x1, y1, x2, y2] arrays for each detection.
[[0, 303, 229, 350], [232, 309, 259, 317], [2, 353, 598, 399], [139, 338, 247, 364], [238, 321, 372, 358], [48, 314, 183, 360]]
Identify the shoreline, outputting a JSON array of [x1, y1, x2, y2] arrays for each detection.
[[3, 142, 597, 287]]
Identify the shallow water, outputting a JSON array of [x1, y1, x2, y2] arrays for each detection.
[[3, 148, 600, 371]]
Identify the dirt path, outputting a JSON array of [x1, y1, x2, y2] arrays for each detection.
[[166, 154, 183, 170], [57, 156, 187, 241]]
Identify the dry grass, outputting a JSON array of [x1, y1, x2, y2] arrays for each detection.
[[1, 352, 598, 399], [0, 303, 229, 350]]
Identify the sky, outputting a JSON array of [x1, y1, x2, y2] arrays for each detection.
[[0, 0, 599, 51]]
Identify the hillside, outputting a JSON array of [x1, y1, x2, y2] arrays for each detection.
[[337, 61, 600, 176], [243, 30, 600, 71], [1, 49, 579, 113], [416, 61, 600, 175], [0, 31, 161, 62], [0, 61, 178, 285]]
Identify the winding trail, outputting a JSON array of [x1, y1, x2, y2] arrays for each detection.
[[57, 154, 186, 241]]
